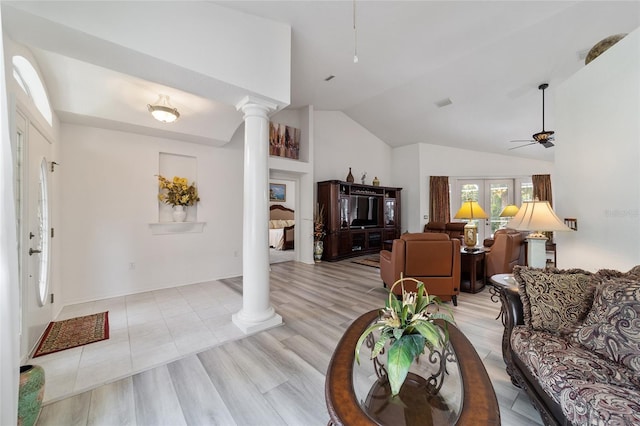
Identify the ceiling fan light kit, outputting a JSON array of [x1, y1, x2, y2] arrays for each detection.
[[510, 83, 555, 150]]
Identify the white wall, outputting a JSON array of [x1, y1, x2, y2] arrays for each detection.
[[314, 111, 392, 186], [391, 144, 421, 233], [554, 29, 640, 271], [59, 124, 244, 304]]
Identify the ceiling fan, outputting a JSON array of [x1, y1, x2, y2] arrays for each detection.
[[510, 83, 555, 150]]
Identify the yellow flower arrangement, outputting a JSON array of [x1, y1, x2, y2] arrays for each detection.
[[157, 175, 200, 207]]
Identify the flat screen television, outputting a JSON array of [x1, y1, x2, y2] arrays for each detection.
[[350, 195, 381, 228]]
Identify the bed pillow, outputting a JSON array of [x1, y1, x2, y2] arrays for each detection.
[[571, 278, 640, 374], [513, 266, 596, 335]]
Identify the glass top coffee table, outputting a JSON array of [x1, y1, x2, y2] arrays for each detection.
[[325, 310, 501, 426]]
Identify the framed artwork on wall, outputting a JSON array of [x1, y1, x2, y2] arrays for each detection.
[[269, 183, 286, 202], [269, 122, 300, 160]]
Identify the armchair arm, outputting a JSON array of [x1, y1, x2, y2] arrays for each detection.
[[502, 286, 524, 329], [500, 285, 524, 366], [379, 239, 405, 288]]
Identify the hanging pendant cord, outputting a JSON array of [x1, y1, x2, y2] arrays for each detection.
[[353, 0, 358, 63], [541, 87, 545, 131]]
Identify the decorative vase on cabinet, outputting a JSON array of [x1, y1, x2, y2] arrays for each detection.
[[18, 365, 45, 426], [346, 167, 354, 183], [172, 205, 187, 222]]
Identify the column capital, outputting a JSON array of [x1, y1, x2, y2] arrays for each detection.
[[236, 95, 279, 118]]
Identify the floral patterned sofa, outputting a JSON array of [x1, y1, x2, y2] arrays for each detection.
[[501, 266, 640, 425]]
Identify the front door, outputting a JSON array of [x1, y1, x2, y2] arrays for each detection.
[[18, 113, 54, 358]]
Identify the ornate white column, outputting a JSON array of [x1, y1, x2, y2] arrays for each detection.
[[232, 96, 283, 334]]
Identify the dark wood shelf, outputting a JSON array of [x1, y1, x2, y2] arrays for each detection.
[[317, 180, 402, 261]]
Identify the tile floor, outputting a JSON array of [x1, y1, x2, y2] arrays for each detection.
[[31, 249, 295, 404], [30, 280, 245, 404]]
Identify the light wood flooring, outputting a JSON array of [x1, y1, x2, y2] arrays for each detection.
[[37, 258, 543, 425]]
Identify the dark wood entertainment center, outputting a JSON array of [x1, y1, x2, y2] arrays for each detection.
[[317, 180, 402, 261]]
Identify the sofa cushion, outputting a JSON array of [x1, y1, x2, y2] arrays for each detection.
[[570, 278, 640, 374], [512, 327, 640, 424], [559, 381, 640, 425], [513, 267, 596, 335]]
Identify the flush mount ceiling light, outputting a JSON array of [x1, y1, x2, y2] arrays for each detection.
[[147, 94, 180, 123]]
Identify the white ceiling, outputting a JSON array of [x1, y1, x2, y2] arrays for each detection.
[[3, 1, 640, 161]]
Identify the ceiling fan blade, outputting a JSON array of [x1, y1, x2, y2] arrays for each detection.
[[542, 141, 555, 148], [509, 142, 537, 150], [509, 139, 535, 143]]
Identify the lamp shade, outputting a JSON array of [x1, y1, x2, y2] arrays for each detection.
[[454, 200, 489, 220], [506, 200, 571, 233], [499, 204, 519, 218]]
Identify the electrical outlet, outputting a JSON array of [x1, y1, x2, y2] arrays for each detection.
[[424, 215, 428, 220], [129, 262, 136, 270]]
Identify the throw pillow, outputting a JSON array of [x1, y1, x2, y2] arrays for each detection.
[[513, 266, 596, 335], [571, 278, 640, 374]]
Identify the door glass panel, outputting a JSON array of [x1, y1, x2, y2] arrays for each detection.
[[460, 183, 479, 203], [489, 182, 510, 233], [521, 182, 534, 202], [36, 157, 50, 306]]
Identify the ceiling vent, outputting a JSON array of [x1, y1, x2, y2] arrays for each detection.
[[435, 98, 453, 108]]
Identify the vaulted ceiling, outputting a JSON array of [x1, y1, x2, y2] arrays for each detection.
[[3, 1, 639, 162]]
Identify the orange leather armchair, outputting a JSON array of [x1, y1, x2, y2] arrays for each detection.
[[484, 229, 525, 278], [380, 233, 461, 305]]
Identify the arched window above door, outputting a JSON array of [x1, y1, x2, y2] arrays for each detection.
[[12, 55, 53, 127]]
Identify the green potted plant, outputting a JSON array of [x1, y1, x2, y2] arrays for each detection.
[[355, 277, 455, 397]]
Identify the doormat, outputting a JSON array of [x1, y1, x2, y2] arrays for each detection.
[[352, 255, 380, 268], [33, 312, 109, 357]]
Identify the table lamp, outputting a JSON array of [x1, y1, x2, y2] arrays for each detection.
[[499, 204, 519, 218], [498, 204, 519, 229], [454, 200, 489, 250], [506, 199, 571, 268]]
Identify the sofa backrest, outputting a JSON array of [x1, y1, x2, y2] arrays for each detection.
[[424, 221, 465, 242], [423, 221, 446, 233]]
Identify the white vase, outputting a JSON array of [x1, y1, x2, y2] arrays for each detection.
[[172, 205, 187, 222]]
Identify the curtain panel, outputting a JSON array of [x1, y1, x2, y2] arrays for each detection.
[[532, 174, 553, 206], [429, 176, 450, 223]]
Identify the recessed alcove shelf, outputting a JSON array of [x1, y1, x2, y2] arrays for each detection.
[[149, 222, 206, 235]]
